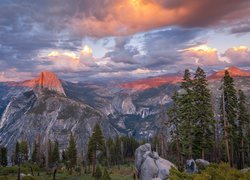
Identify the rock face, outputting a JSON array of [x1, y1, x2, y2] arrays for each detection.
[[0, 88, 116, 159], [21, 71, 66, 96], [135, 144, 176, 180]]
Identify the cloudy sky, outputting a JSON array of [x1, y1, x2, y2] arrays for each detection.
[[0, 0, 250, 82]]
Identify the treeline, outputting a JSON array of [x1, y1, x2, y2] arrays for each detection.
[[6, 124, 139, 177], [164, 67, 250, 169]]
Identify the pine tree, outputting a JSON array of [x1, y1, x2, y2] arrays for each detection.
[[103, 168, 111, 180], [193, 67, 215, 159], [87, 124, 105, 175], [48, 139, 53, 167], [19, 140, 28, 163], [238, 89, 250, 168], [0, 146, 7, 166], [221, 70, 238, 166], [52, 140, 60, 165], [178, 69, 196, 159], [94, 165, 102, 180], [114, 135, 122, 166], [67, 133, 77, 172], [32, 140, 38, 163], [14, 141, 20, 165], [106, 137, 114, 166], [167, 90, 182, 166]]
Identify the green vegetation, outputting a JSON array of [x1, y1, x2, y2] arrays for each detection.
[[169, 163, 250, 180]]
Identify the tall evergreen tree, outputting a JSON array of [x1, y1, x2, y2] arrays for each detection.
[[67, 133, 77, 171], [114, 135, 122, 166], [14, 141, 20, 165], [19, 140, 28, 163], [48, 139, 53, 167], [237, 89, 250, 168], [0, 146, 7, 166], [52, 140, 60, 165], [87, 124, 105, 175], [221, 70, 238, 166], [32, 140, 38, 163], [193, 67, 215, 159], [178, 69, 196, 159], [167, 90, 182, 166]]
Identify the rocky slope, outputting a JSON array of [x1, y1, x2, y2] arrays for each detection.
[[0, 67, 250, 157], [0, 72, 116, 158]]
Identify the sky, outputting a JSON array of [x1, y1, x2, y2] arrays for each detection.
[[0, 0, 250, 82]]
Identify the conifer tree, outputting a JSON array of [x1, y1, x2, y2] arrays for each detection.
[[238, 89, 250, 168], [52, 140, 60, 165], [193, 67, 215, 159], [94, 165, 102, 180], [0, 146, 7, 166], [106, 137, 114, 165], [178, 69, 195, 159], [167, 90, 181, 165], [114, 135, 122, 166], [87, 124, 105, 175], [67, 133, 77, 171], [32, 140, 38, 163], [103, 168, 111, 180], [19, 140, 28, 162], [221, 70, 238, 166], [15, 141, 20, 165], [48, 139, 53, 167]]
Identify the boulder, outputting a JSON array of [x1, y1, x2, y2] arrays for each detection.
[[195, 159, 210, 170], [186, 159, 198, 174], [135, 143, 176, 180], [135, 143, 151, 172]]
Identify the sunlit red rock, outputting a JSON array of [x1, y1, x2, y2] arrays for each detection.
[[208, 66, 250, 80], [12, 71, 66, 96], [120, 74, 182, 90]]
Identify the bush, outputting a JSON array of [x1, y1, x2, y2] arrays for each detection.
[[103, 168, 111, 180], [94, 165, 102, 180], [169, 163, 250, 180]]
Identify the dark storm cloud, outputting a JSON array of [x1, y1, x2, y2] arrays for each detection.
[[0, 0, 249, 81]]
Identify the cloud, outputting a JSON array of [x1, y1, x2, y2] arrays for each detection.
[[40, 45, 98, 72], [223, 46, 250, 66], [71, 0, 250, 37], [0, 68, 33, 82], [181, 45, 223, 66]]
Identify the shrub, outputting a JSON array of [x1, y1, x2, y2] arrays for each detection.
[[94, 165, 102, 180], [169, 163, 250, 180], [103, 168, 111, 180]]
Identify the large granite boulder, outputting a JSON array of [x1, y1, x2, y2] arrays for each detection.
[[186, 159, 198, 174], [135, 144, 176, 180], [195, 159, 210, 170], [186, 159, 210, 173]]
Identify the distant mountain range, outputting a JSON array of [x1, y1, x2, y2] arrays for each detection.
[[0, 66, 250, 158], [120, 66, 250, 90]]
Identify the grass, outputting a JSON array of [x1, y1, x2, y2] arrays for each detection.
[[0, 164, 134, 180]]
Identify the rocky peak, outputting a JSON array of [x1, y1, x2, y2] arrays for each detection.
[[20, 71, 66, 96], [208, 66, 250, 80], [36, 71, 66, 96]]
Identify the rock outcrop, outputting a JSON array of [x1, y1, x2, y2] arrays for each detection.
[[21, 71, 66, 96], [186, 159, 210, 173], [135, 143, 176, 180], [0, 89, 116, 159]]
